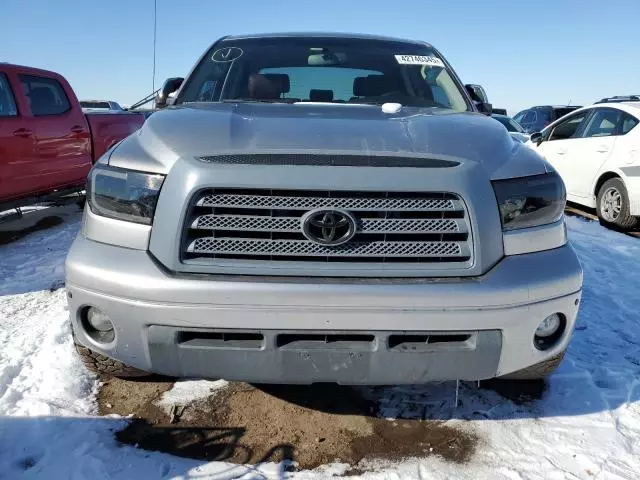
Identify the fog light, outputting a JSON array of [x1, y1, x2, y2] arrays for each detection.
[[535, 314, 561, 338], [82, 307, 115, 344], [87, 307, 113, 332], [534, 313, 566, 351]]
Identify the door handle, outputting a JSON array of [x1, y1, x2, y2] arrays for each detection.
[[12, 128, 33, 138], [596, 146, 609, 153], [556, 149, 567, 155], [70, 125, 86, 134]]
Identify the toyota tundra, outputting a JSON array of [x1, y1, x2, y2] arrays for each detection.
[[65, 33, 583, 384]]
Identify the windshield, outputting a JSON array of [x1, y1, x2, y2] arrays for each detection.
[[178, 37, 470, 111], [492, 115, 525, 133]]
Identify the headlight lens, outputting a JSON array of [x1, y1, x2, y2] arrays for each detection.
[[87, 164, 165, 225], [492, 171, 565, 231]]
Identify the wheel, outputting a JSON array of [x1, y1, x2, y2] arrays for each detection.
[[499, 350, 565, 380], [596, 178, 638, 230], [74, 342, 149, 378]]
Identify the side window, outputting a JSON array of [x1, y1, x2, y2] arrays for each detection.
[[19, 74, 71, 116], [196, 80, 218, 102], [522, 110, 536, 123], [582, 108, 622, 138], [513, 110, 526, 123], [536, 109, 551, 125], [553, 108, 576, 121], [548, 112, 588, 141], [0, 73, 18, 117], [621, 113, 639, 135]]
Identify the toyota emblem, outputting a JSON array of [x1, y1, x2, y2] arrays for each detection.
[[301, 209, 357, 246]]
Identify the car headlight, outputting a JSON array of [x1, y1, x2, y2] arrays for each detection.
[[492, 171, 565, 231], [87, 164, 165, 225]]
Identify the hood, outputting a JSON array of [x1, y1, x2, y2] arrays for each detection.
[[509, 132, 531, 143], [109, 102, 547, 178]]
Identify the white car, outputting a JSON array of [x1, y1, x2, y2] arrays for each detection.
[[527, 102, 640, 229]]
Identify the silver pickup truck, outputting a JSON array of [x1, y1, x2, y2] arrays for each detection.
[[66, 33, 583, 385]]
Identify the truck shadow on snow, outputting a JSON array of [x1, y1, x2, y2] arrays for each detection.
[[0, 215, 64, 246], [0, 416, 295, 479], [117, 422, 295, 467], [0, 204, 82, 296]]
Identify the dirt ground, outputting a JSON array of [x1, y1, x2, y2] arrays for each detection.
[[99, 378, 478, 471]]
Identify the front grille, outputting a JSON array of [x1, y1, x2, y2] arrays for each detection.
[[182, 189, 472, 265]]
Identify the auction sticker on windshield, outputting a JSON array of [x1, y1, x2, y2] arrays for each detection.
[[212, 47, 243, 62], [394, 55, 445, 67]]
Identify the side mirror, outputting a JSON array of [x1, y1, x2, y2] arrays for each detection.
[[530, 132, 544, 145], [156, 77, 184, 108], [477, 102, 492, 116], [465, 84, 492, 115], [465, 84, 488, 103]]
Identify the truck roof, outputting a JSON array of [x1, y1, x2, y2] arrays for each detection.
[[0, 62, 63, 78], [223, 32, 432, 48]]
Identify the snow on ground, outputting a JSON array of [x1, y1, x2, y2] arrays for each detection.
[[156, 379, 229, 413], [0, 289, 96, 418], [0, 205, 82, 296], [1, 210, 640, 479]]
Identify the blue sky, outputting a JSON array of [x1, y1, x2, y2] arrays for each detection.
[[2, 0, 639, 114]]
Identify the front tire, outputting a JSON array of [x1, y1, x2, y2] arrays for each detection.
[[75, 342, 149, 378], [499, 350, 565, 380], [596, 178, 638, 230]]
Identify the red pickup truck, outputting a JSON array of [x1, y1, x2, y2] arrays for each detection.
[[0, 63, 144, 210]]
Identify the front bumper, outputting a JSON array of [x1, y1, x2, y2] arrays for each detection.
[[623, 173, 640, 216], [66, 236, 582, 384]]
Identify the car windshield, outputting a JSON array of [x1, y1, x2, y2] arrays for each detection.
[[493, 115, 525, 133], [177, 37, 470, 111]]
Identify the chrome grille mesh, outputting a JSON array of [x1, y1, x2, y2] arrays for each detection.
[[194, 215, 301, 232], [192, 215, 463, 234], [198, 193, 458, 211], [188, 238, 465, 257], [183, 189, 472, 265]]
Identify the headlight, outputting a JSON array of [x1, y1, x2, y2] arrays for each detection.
[[87, 164, 165, 225], [492, 171, 565, 231]]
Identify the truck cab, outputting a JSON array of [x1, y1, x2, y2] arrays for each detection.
[[0, 63, 144, 210]]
